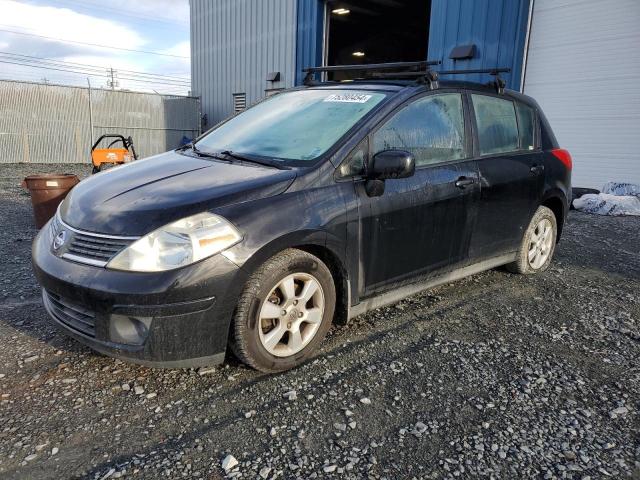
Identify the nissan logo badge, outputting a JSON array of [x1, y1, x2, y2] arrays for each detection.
[[53, 230, 67, 250]]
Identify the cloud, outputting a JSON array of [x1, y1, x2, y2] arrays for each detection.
[[85, 0, 190, 26], [162, 41, 190, 58], [0, 1, 190, 94], [0, 0, 146, 50]]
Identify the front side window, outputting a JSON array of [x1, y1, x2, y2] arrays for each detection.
[[472, 94, 519, 155], [195, 89, 387, 163], [372, 93, 465, 167]]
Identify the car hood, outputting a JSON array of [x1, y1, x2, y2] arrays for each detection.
[[60, 150, 296, 236]]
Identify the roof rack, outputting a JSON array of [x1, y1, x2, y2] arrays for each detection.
[[372, 67, 511, 93], [303, 62, 511, 94], [439, 68, 510, 94], [302, 61, 441, 86]]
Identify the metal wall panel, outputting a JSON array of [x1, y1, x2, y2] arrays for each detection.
[[524, 0, 640, 188], [0, 80, 200, 164], [428, 0, 531, 90], [295, 0, 324, 85], [190, 0, 298, 126], [0, 81, 90, 164]]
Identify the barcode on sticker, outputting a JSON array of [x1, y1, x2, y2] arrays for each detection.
[[324, 94, 372, 103], [45, 181, 59, 187]]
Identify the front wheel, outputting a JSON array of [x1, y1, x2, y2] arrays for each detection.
[[230, 249, 336, 372], [507, 206, 557, 274]]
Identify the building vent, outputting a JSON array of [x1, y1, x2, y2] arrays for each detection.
[[233, 93, 246, 113]]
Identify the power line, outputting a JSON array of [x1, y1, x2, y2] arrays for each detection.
[[0, 27, 189, 59], [0, 51, 190, 82], [0, 74, 191, 96], [54, 0, 189, 28], [0, 59, 190, 90], [0, 55, 191, 86]]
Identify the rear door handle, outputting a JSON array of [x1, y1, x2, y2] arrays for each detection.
[[455, 176, 475, 188], [530, 165, 544, 174]]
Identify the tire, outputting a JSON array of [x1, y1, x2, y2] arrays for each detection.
[[230, 248, 336, 373], [92, 166, 100, 174], [507, 205, 557, 275]]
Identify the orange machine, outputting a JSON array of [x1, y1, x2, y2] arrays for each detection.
[[91, 134, 138, 174]]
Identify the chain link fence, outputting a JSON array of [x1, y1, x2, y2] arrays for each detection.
[[0, 79, 201, 164]]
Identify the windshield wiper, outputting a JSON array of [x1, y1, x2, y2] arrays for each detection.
[[220, 150, 290, 170], [180, 142, 230, 161], [192, 144, 223, 159]]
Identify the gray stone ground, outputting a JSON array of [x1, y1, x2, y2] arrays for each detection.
[[0, 164, 638, 479]]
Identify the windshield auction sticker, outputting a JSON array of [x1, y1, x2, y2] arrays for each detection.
[[324, 93, 372, 103]]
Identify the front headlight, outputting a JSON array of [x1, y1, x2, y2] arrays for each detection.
[[107, 212, 241, 272]]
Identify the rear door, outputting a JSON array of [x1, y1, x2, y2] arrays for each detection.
[[467, 93, 544, 260], [356, 92, 480, 296]]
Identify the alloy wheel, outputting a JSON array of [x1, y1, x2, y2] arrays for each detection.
[[258, 273, 325, 357], [527, 218, 554, 269]]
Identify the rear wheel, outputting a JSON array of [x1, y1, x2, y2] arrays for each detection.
[[507, 205, 557, 274], [230, 249, 336, 372]]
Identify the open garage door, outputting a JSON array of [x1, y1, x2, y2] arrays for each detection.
[[325, 0, 431, 80], [523, 0, 640, 188]]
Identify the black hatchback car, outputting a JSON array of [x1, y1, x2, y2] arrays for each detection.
[[33, 66, 572, 372]]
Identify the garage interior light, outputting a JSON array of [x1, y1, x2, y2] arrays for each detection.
[[352, 51, 365, 57], [332, 8, 350, 15]]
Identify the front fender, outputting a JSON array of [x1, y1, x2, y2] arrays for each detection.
[[215, 185, 351, 279], [229, 229, 329, 276]]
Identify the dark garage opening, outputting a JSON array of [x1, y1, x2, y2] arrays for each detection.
[[325, 0, 431, 80]]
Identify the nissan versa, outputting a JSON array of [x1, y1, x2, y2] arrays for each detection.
[[32, 65, 572, 372]]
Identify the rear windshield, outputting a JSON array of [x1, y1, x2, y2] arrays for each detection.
[[194, 89, 387, 163]]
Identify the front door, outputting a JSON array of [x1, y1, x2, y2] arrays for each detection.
[[357, 92, 480, 296]]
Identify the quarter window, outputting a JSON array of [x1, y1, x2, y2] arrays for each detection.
[[372, 94, 465, 167], [337, 140, 367, 178], [472, 94, 519, 155], [515, 102, 536, 150]]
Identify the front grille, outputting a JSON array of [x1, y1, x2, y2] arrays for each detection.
[[51, 212, 137, 267], [67, 233, 131, 263], [44, 290, 96, 337]]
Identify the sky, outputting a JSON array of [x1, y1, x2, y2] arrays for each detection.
[[0, 0, 191, 95]]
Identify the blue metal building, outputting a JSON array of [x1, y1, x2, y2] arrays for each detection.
[[191, 0, 532, 125], [294, 0, 531, 89]]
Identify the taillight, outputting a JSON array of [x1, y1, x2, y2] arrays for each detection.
[[551, 148, 572, 170]]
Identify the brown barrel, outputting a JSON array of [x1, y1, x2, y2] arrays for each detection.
[[22, 174, 80, 228]]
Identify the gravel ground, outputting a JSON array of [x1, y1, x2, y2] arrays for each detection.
[[0, 163, 639, 480]]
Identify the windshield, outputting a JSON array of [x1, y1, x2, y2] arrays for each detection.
[[194, 89, 387, 163]]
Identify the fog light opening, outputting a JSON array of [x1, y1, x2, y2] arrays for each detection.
[[109, 315, 152, 345]]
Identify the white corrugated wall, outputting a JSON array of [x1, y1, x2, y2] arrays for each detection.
[[523, 0, 640, 188], [190, 0, 298, 127]]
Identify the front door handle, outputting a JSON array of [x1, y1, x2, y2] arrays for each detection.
[[530, 165, 544, 174], [455, 176, 475, 188]]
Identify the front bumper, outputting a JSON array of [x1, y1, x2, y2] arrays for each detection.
[[32, 221, 249, 367]]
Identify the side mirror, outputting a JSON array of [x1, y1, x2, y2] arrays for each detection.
[[369, 150, 415, 180], [364, 150, 415, 197]]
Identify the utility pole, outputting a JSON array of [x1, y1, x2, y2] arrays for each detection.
[[41, 77, 50, 84], [106, 67, 119, 90]]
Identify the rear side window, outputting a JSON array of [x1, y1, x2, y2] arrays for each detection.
[[372, 93, 465, 167], [515, 102, 536, 150], [472, 94, 518, 155]]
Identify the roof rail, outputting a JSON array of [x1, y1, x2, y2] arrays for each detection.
[[302, 61, 441, 86]]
